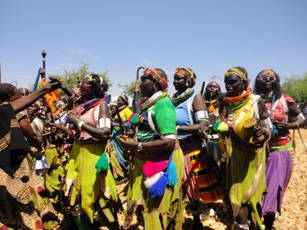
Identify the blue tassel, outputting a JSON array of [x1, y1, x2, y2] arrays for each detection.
[[95, 152, 109, 173], [149, 172, 168, 198], [166, 160, 177, 186]]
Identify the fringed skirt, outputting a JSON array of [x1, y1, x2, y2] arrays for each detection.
[[124, 145, 185, 230], [224, 134, 266, 229], [66, 143, 121, 226]]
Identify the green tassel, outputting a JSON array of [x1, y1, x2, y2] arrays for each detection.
[[95, 152, 109, 173]]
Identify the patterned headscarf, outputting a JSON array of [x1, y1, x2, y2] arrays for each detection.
[[174, 67, 196, 87], [225, 66, 248, 81], [142, 68, 168, 91]]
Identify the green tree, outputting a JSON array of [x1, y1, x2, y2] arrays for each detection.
[[29, 62, 113, 96], [282, 72, 307, 103], [117, 80, 141, 97], [60, 62, 113, 93]]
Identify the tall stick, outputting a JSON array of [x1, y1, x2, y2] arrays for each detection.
[[132, 67, 144, 113], [41, 51, 46, 79], [200, 81, 206, 96]]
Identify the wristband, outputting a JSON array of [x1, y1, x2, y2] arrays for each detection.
[[77, 120, 85, 130]]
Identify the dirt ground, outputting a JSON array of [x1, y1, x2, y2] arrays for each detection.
[[113, 129, 307, 230]]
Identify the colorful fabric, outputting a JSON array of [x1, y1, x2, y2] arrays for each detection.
[[262, 94, 294, 217], [137, 96, 176, 142], [114, 106, 133, 123], [125, 96, 184, 230], [0, 155, 58, 229], [43, 146, 65, 203], [74, 97, 106, 116], [175, 93, 197, 140], [0, 104, 30, 176], [66, 100, 120, 229], [219, 93, 267, 229], [262, 150, 292, 215], [174, 92, 225, 204], [180, 137, 225, 203], [126, 145, 184, 230], [66, 143, 120, 225], [143, 68, 168, 91]]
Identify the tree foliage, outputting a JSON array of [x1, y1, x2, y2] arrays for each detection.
[[29, 62, 113, 96], [59, 62, 113, 94], [282, 72, 307, 103], [117, 81, 140, 97]]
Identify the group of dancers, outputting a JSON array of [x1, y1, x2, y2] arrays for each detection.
[[0, 67, 304, 230]]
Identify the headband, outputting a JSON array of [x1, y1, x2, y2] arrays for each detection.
[[258, 69, 275, 78], [143, 68, 168, 91], [175, 67, 196, 87], [119, 95, 129, 105], [225, 67, 247, 80]]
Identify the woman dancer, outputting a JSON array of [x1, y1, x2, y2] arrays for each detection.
[[253, 69, 305, 229], [120, 67, 184, 230], [218, 67, 273, 229], [172, 68, 225, 229], [65, 73, 121, 229]]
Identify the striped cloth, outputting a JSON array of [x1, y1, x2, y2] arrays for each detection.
[[262, 150, 293, 215], [181, 137, 225, 203]]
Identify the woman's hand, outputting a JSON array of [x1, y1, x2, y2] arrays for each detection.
[[273, 121, 291, 131], [251, 125, 266, 142], [66, 111, 79, 124]]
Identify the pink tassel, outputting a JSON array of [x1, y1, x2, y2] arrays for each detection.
[[143, 160, 168, 177]]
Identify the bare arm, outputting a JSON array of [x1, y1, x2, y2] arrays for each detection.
[[19, 116, 44, 152], [11, 82, 60, 113], [177, 94, 209, 134]]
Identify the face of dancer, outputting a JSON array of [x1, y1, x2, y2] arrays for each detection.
[[256, 74, 276, 94], [117, 97, 125, 107], [79, 78, 93, 101], [206, 82, 220, 98], [173, 75, 187, 93], [10, 88, 22, 101], [26, 103, 40, 115], [109, 105, 117, 117], [224, 74, 244, 97], [140, 74, 156, 98]]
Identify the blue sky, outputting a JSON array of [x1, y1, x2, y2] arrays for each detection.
[[1, 1, 307, 97]]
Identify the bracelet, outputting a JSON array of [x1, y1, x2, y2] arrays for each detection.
[[77, 120, 85, 130], [176, 125, 180, 132]]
